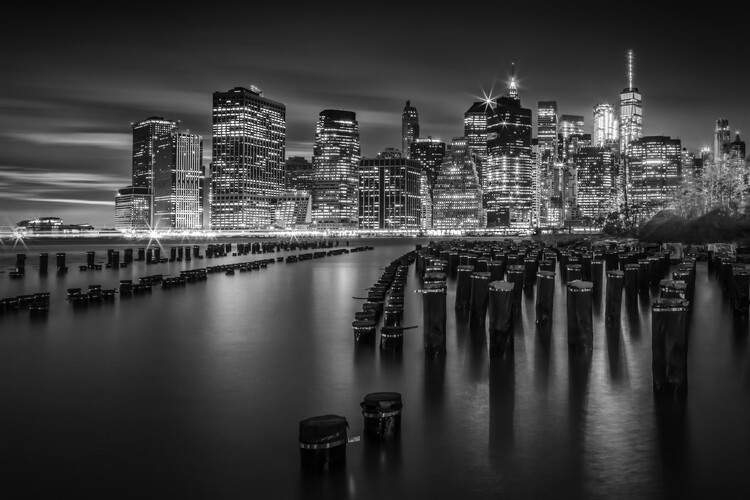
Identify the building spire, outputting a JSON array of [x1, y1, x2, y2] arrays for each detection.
[[508, 62, 519, 100], [627, 49, 634, 90]]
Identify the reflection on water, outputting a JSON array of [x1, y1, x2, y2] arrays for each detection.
[[2, 239, 750, 498]]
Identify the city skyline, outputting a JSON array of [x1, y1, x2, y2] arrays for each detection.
[[2, 6, 748, 227]]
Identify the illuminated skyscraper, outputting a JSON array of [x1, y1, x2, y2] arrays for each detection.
[[132, 116, 178, 190], [574, 147, 615, 220], [432, 137, 483, 229], [714, 118, 732, 161], [153, 132, 204, 229], [537, 101, 558, 162], [730, 133, 746, 159], [593, 103, 619, 148], [464, 100, 494, 182], [410, 137, 446, 230], [626, 136, 681, 219], [681, 148, 696, 179], [484, 65, 533, 228], [410, 137, 446, 183], [312, 109, 361, 228], [358, 158, 423, 229], [559, 115, 585, 140], [619, 50, 643, 152], [401, 100, 419, 159], [210, 86, 286, 229]]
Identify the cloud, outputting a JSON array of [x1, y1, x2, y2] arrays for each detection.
[[23, 198, 113, 206], [4, 132, 131, 150]]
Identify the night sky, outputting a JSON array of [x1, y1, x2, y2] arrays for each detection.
[[2, 6, 747, 227]]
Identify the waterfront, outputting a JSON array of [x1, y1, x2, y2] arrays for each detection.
[[2, 238, 749, 499]]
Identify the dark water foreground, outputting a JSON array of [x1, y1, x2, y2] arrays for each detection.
[[1, 238, 749, 499]]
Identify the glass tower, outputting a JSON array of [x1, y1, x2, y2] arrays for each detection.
[[484, 67, 534, 228], [593, 103, 619, 148], [619, 50, 643, 153], [432, 138, 483, 229], [153, 132, 204, 230], [626, 136, 681, 217], [210, 86, 286, 230], [132, 117, 178, 190], [312, 109, 361, 228], [358, 158, 423, 229], [401, 100, 419, 159]]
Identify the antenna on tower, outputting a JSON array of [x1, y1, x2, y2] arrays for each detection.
[[508, 61, 519, 99], [628, 49, 634, 90]]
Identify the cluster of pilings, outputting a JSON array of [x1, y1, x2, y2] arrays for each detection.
[[708, 250, 749, 316], [299, 391, 401, 473], [0, 292, 50, 316], [352, 250, 416, 349]]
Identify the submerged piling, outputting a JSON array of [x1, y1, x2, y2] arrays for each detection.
[[421, 283, 447, 358], [566, 280, 594, 352], [488, 280, 516, 356], [535, 271, 556, 326], [605, 270, 624, 328], [455, 265, 475, 312], [469, 271, 492, 329], [651, 298, 689, 398]]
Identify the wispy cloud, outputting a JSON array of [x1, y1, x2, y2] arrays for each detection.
[[23, 197, 113, 206], [4, 132, 131, 150], [0, 167, 126, 197]]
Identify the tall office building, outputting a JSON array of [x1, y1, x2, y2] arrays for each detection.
[[559, 115, 585, 140], [285, 156, 314, 193], [402, 100, 419, 159], [626, 136, 681, 217], [537, 101, 558, 161], [574, 147, 615, 220], [432, 137, 483, 229], [114, 186, 151, 231], [410, 137, 446, 183], [484, 66, 534, 228], [358, 158, 423, 229], [593, 103, 619, 148], [131, 117, 178, 190], [730, 133, 746, 160], [465, 100, 495, 182], [681, 148, 697, 179], [714, 118, 732, 161], [152, 132, 204, 229], [312, 109, 361, 228], [619, 50, 643, 153], [210, 86, 286, 229]]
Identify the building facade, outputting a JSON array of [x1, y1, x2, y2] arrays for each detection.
[[484, 71, 534, 228], [574, 147, 615, 220], [432, 138, 483, 230], [285, 156, 314, 193], [619, 50, 643, 153], [210, 86, 286, 230], [358, 158, 423, 229], [401, 100, 419, 159], [114, 186, 152, 231], [312, 109, 361, 228], [626, 136, 681, 218], [132, 117, 178, 190], [152, 132, 204, 229], [593, 103, 619, 148]]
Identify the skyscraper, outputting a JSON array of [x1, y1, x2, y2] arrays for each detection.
[[410, 137, 446, 183], [131, 117, 178, 190], [432, 137, 483, 230], [152, 132, 204, 229], [714, 118, 731, 161], [537, 101, 558, 162], [358, 157, 423, 230], [626, 136, 681, 218], [574, 147, 615, 220], [484, 66, 534, 228], [592, 103, 619, 148], [559, 115, 585, 141], [210, 86, 286, 230], [401, 100, 419, 159], [312, 109, 361, 228], [464, 100, 495, 182], [619, 50, 643, 153]]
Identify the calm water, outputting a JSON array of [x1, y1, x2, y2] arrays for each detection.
[[1, 237, 749, 499]]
